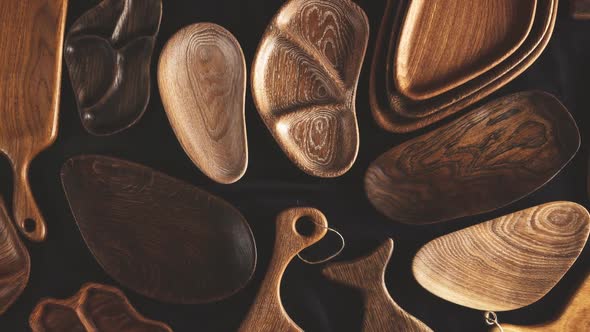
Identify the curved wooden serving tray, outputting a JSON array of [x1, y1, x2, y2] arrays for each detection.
[[366, 92, 580, 224], [413, 202, 590, 312], [0, 0, 68, 242], [30, 283, 172, 332], [159, 23, 248, 184], [61, 155, 257, 304], [251, 0, 369, 177], [393, 0, 536, 101], [239, 207, 328, 332], [323, 239, 432, 332], [572, 0, 590, 19], [65, 0, 162, 136]]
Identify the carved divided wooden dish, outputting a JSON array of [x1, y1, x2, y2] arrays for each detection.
[[571, 0, 590, 19], [30, 283, 172, 331], [0, 0, 68, 241], [61, 155, 256, 304], [323, 239, 432, 332], [366, 92, 580, 224], [413, 202, 590, 312], [251, 0, 369, 177], [239, 207, 328, 332], [393, 0, 536, 100], [159, 23, 248, 184], [65, 0, 162, 135]]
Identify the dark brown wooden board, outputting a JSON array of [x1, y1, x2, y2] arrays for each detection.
[[60, 155, 257, 304]]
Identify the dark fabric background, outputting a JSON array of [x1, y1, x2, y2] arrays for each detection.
[[1, 0, 589, 331]]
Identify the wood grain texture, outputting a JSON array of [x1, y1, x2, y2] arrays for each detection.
[[251, 0, 369, 177], [323, 239, 432, 332], [158, 23, 248, 184], [413, 202, 590, 312], [571, 0, 590, 18], [0, 0, 68, 241], [30, 283, 172, 332], [65, 0, 162, 135], [366, 92, 579, 224], [239, 207, 329, 332], [394, 0, 536, 100], [60, 155, 256, 304]]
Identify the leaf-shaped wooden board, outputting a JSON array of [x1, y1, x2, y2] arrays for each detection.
[[413, 202, 590, 312], [30, 283, 172, 332], [323, 239, 432, 332], [61, 155, 257, 304], [65, 0, 162, 135], [251, 0, 369, 177], [365, 92, 580, 224], [158, 23, 248, 184], [572, 0, 590, 19]]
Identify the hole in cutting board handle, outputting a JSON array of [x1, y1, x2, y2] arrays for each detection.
[[296, 216, 316, 237], [24, 218, 36, 233]]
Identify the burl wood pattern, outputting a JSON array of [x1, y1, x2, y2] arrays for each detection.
[[0, 0, 68, 241], [30, 283, 172, 332], [251, 0, 369, 177], [413, 202, 590, 312], [239, 207, 329, 332], [571, 0, 590, 19], [323, 239, 432, 332], [65, 0, 162, 135], [159, 23, 248, 184], [366, 92, 580, 224], [61, 155, 256, 304], [0, 198, 30, 314], [394, 0, 536, 100]]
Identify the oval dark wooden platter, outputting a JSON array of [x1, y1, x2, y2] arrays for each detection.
[[251, 0, 369, 178], [65, 0, 162, 136], [413, 202, 590, 312], [30, 283, 172, 332], [158, 23, 248, 184], [366, 91, 580, 225], [60, 155, 257, 304]]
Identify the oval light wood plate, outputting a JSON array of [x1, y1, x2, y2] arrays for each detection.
[[159, 23, 248, 184], [251, 0, 369, 178], [393, 0, 536, 101], [61, 155, 257, 304], [366, 92, 580, 224], [412, 202, 590, 312]]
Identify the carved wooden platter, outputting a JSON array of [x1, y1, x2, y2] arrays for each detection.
[[0, 0, 68, 241], [29, 283, 172, 332], [159, 23, 248, 184], [251, 0, 369, 177], [393, 0, 536, 100], [366, 92, 580, 224], [65, 0, 162, 136], [571, 0, 590, 19], [323, 239, 432, 332], [413, 202, 590, 312], [61, 155, 256, 304]]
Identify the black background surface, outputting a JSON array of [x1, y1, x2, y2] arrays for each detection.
[[1, 0, 590, 331]]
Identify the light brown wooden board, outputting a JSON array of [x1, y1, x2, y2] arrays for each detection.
[[323, 239, 432, 332], [413, 202, 590, 312]]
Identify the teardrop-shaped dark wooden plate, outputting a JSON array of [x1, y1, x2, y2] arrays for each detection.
[[61, 155, 257, 304], [572, 0, 590, 19], [65, 0, 162, 135], [251, 0, 369, 177], [159, 23, 248, 184], [366, 92, 579, 224], [413, 202, 590, 312], [30, 283, 172, 332]]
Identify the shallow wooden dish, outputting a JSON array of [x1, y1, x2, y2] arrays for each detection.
[[413, 202, 590, 312], [571, 0, 590, 19], [61, 155, 257, 304], [159, 23, 248, 184], [393, 0, 536, 101], [251, 0, 369, 177], [366, 92, 580, 224]]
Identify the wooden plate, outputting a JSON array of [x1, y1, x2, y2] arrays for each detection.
[[159, 23, 248, 184], [393, 0, 536, 100], [366, 92, 580, 224], [251, 0, 369, 177], [572, 0, 590, 19], [61, 155, 257, 304], [413, 202, 590, 312]]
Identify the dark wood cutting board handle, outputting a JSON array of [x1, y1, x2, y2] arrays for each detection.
[[12, 157, 46, 242]]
